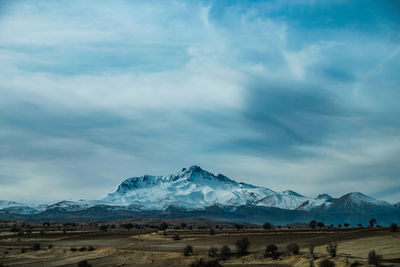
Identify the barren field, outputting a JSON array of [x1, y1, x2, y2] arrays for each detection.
[[0, 221, 399, 267]]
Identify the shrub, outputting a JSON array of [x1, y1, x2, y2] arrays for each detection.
[[208, 247, 218, 257], [344, 223, 349, 228], [319, 259, 335, 267], [264, 244, 278, 259], [87, 246, 95, 251], [78, 260, 92, 267], [159, 222, 169, 231], [350, 261, 362, 267], [172, 234, 181, 241], [70, 247, 78, 252], [184, 245, 193, 256], [235, 237, 250, 256], [209, 228, 216, 235], [369, 218, 377, 228], [220, 245, 231, 260], [263, 222, 272, 230], [326, 242, 337, 258], [368, 250, 383, 266], [390, 223, 398, 232], [20, 248, 26, 253], [317, 222, 325, 229], [287, 243, 300, 255], [309, 220, 317, 229], [190, 258, 223, 267], [99, 225, 108, 232], [48, 244, 53, 249], [79, 247, 87, 252], [32, 243, 40, 251]]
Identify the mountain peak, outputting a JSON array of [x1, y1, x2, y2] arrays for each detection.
[[282, 190, 304, 197], [316, 194, 333, 201]]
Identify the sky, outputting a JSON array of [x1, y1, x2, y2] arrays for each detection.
[[1, 0, 400, 204]]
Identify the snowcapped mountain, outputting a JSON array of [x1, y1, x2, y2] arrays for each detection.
[[0, 166, 397, 219], [322, 192, 394, 213], [103, 165, 276, 210], [395, 202, 400, 208]]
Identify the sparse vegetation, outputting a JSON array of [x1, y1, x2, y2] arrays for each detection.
[[208, 247, 218, 257], [235, 237, 250, 256], [390, 222, 398, 232], [159, 222, 169, 231], [369, 218, 377, 228], [32, 243, 40, 251], [264, 244, 278, 259], [172, 234, 181, 240], [368, 250, 383, 266], [263, 222, 272, 230], [220, 245, 231, 260], [326, 242, 337, 258], [184, 245, 193, 256], [287, 243, 300, 255]]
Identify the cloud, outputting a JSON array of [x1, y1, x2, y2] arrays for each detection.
[[0, 0, 399, 203]]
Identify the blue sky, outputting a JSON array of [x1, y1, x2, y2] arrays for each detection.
[[1, 0, 400, 204]]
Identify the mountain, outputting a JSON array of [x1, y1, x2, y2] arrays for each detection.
[[322, 192, 394, 214], [103, 165, 276, 210], [395, 202, 400, 208], [1, 166, 398, 225]]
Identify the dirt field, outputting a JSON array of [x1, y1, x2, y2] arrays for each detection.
[[0, 222, 399, 267]]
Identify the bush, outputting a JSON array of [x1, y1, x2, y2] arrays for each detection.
[[32, 243, 40, 251], [172, 234, 181, 241], [220, 245, 231, 260], [287, 243, 300, 255], [319, 259, 335, 267], [79, 247, 87, 252], [264, 244, 278, 259], [263, 222, 272, 230], [78, 260, 92, 267], [209, 228, 216, 235], [208, 247, 218, 257], [190, 258, 223, 267], [70, 247, 78, 252], [184, 245, 193, 256], [368, 250, 383, 266], [390, 223, 398, 232], [48, 244, 53, 249], [159, 222, 169, 231], [99, 225, 108, 232], [326, 242, 337, 258], [235, 237, 250, 256], [88, 246, 95, 251]]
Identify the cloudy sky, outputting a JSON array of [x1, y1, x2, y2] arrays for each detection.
[[1, 0, 400, 204]]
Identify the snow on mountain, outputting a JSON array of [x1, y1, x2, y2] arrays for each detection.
[[395, 202, 400, 208], [1, 167, 395, 215], [103, 165, 276, 210], [0, 200, 39, 215], [324, 192, 394, 213]]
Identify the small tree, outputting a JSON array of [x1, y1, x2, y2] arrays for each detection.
[[235, 237, 250, 256], [209, 228, 216, 235], [181, 223, 187, 229], [309, 220, 317, 229], [99, 225, 108, 232], [208, 247, 218, 257], [184, 245, 194, 256], [344, 223, 349, 228], [220, 245, 231, 260], [123, 223, 133, 231], [368, 250, 383, 266], [317, 222, 325, 229], [264, 244, 278, 258], [172, 234, 181, 240], [263, 222, 272, 230], [287, 243, 300, 255], [319, 259, 335, 267], [159, 222, 169, 231], [390, 223, 398, 232], [369, 218, 376, 228], [326, 242, 337, 258]]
